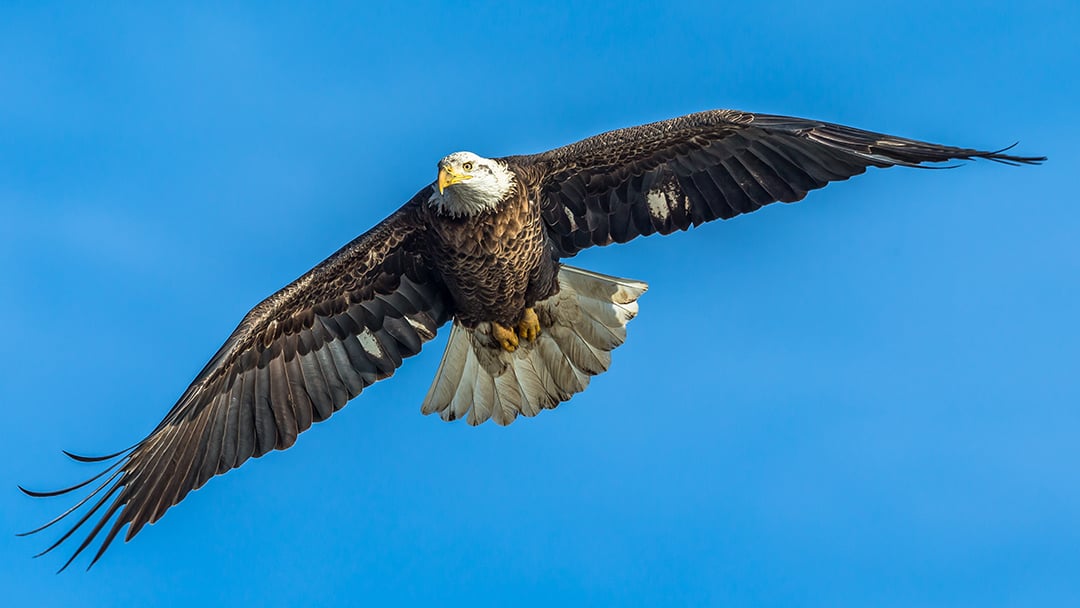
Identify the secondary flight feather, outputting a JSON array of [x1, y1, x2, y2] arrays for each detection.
[[20, 109, 1044, 570]]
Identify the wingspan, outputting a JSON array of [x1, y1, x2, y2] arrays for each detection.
[[513, 110, 1044, 257], [20, 194, 452, 570]]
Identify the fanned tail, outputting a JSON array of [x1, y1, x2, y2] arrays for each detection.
[[421, 265, 647, 425]]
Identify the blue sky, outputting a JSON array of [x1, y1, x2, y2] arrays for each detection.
[[2, 2, 1077, 606]]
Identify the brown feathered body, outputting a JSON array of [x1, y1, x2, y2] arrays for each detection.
[[421, 168, 560, 327]]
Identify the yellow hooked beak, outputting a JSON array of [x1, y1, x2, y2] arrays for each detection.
[[438, 165, 473, 194]]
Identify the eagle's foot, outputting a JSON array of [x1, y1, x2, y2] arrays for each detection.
[[517, 307, 540, 342], [492, 322, 519, 352]]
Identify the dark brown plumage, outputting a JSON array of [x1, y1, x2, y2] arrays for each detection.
[[20, 109, 1043, 570], [420, 176, 559, 327]]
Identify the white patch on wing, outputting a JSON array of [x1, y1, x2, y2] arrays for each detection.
[[358, 332, 382, 357], [645, 189, 670, 221], [405, 316, 433, 339], [562, 206, 578, 230]]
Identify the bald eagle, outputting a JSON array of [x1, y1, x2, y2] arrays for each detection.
[[21, 109, 1043, 570]]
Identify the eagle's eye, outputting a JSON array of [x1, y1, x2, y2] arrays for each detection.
[[462, 162, 474, 171]]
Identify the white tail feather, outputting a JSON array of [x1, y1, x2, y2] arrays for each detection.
[[421, 265, 648, 426]]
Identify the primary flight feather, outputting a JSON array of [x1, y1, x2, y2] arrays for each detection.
[[20, 109, 1044, 570]]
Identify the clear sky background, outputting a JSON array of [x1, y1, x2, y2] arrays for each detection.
[[2, 2, 1077, 606]]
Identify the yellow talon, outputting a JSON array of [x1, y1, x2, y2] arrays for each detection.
[[492, 322, 519, 352], [517, 307, 540, 342]]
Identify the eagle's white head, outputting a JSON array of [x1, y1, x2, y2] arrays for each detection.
[[428, 151, 515, 217]]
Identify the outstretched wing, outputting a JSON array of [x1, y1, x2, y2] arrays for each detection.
[[512, 110, 1044, 257], [20, 193, 451, 570]]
